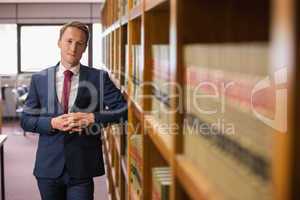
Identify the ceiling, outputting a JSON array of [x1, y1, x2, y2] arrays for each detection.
[[0, 0, 105, 3]]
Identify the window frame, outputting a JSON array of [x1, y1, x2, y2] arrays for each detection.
[[17, 23, 93, 74]]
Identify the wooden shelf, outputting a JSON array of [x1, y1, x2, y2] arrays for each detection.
[[102, 147, 108, 166], [105, 164, 117, 200], [175, 156, 220, 200], [103, 20, 121, 37], [105, 139, 110, 153], [103, 151, 115, 200], [114, 134, 121, 156], [108, 153, 113, 168], [120, 15, 129, 25], [129, 3, 142, 21], [145, 0, 168, 12], [103, 139, 109, 160], [111, 167, 117, 189], [121, 157, 128, 182], [101, 106, 127, 200], [103, 128, 108, 140], [129, 97, 143, 121], [144, 115, 173, 164], [115, 188, 121, 200], [111, 165, 121, 200], [103, 136, 112, 167]]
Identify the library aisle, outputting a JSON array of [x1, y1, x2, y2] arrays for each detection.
[[2, 120, 108, 200]]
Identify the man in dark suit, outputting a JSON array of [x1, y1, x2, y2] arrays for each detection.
[[20, 21, 127, 200]]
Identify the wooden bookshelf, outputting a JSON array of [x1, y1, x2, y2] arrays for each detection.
[[144, 0, 168, 12], [144, 115, 173, 165], [129, 3, 143, 20], [175, 155, 219, 200], [101, 0, 300, 200]]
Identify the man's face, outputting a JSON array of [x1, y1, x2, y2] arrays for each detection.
[[58, 27, 87, 67]]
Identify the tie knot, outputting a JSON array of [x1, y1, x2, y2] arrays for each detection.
[[64, 70, 73, 78]]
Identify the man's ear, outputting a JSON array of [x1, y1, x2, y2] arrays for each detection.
[[57, 39, 61, 49]]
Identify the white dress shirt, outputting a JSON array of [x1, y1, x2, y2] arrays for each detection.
[[56, 62, 80, 112]]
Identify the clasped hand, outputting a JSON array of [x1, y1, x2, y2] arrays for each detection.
[[51, 112, 95, 133]]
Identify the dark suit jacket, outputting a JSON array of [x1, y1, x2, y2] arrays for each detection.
[[20, 64, 127, 179]]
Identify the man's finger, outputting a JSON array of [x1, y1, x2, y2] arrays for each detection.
[[60, 114, 70, 119], [62, 121, 70, 127]]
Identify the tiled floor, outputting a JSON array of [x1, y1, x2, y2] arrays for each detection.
[[2, 120, 108, 200]]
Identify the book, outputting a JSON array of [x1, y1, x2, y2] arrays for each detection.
[[183, 43, 273, 200], [124, 45, 129, 89], [151, 45, 172, 130], [152, 167, 172, 200], [118, 0, 128, 17], [129, 134, 143, 199], [132, 45, 143, 105]]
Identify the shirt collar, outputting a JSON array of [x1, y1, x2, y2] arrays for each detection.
[[58, 62, 80, 76]]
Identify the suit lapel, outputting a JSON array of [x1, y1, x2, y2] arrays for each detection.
[[48, 64, 64, 115]]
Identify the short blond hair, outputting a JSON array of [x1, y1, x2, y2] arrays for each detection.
[[59, 21, 89, 46]]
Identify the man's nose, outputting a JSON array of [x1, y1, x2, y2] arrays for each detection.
[[70, 43, 77, 53]]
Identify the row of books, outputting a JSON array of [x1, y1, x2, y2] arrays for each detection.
[[129, 134, 143, 200], [123, 44, 143, 105], [111, 123, 122, 152], [131, 45, 143, 105], [101, 0, 148, 28], [103, 123, 129, 200], [123, 44, 171, 120], [183, 43, 272, 200], [103, 37, 113, 71], [124, 45, 129, 89], [118, 0, 128, 17], [109, 125, 118, 191], [151, 45, 171, 128], [102, 0, 127, 28], [152, 167, 171, 200]]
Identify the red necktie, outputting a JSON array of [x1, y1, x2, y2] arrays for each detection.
[[62, 70, 73, 113]]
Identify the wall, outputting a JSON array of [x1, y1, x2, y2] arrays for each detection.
[[0, 3, 102, 24]]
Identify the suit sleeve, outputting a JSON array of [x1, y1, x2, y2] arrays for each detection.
[[20, 75, 53, 135], [94, 71, 128, 126]]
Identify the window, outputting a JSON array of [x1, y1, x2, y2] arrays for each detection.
[[0, 24, 17, 75], [0, 24, 101, 74], [20, 25, 89, 72]]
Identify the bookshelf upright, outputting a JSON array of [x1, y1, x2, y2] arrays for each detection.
[[100, 0, 300, 199]]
